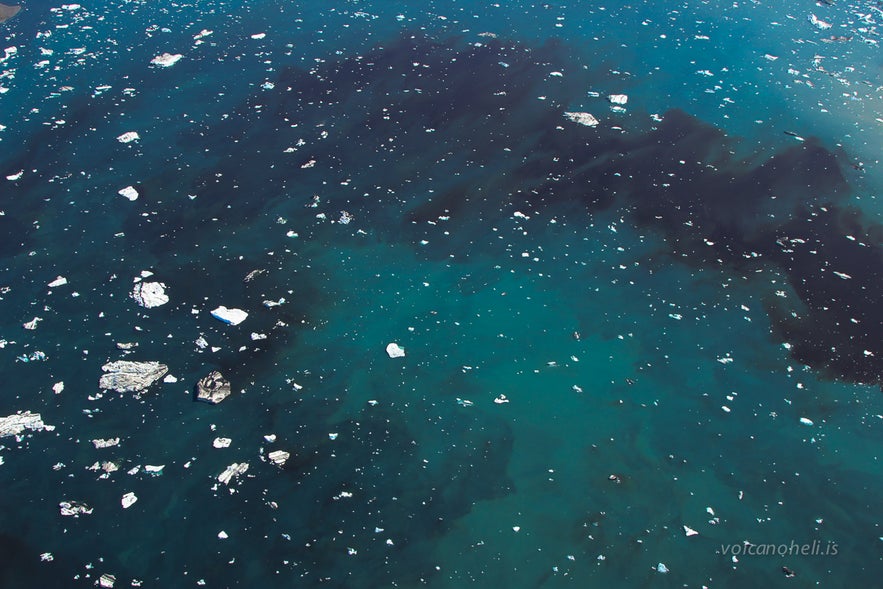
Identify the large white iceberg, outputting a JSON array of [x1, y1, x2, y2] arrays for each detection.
[[211, 306, 248, 325], [0, 411, 53, 437], [150, 53, 183, 67], [131, 281, 168, 308], [118, 186, 139, 201], [563, 112, 599, 127], [385, 343, 406, 358], [117, 131, 140, 143]]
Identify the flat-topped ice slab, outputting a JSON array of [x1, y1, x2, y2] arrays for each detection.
[[211, 306, 248, 325]]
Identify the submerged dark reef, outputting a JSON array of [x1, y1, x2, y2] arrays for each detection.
[[175, 33, 880, 388]]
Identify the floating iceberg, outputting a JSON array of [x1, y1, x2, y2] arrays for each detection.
[[150, 53, 183, 67], [0, 411, 53, 437], [211, 306, 248, 325], [131, 281, 168, 308], [118, 186, 139, 201], [99, 361, 168, 393], [563, 111, 599, 127], [386, 342, 406, 358], [116, 131, 140, 143]]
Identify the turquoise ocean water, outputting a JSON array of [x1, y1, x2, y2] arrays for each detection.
[[0, 0, 882, 587]]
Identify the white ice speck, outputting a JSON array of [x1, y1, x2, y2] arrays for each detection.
[[799, 417, 814, 426]]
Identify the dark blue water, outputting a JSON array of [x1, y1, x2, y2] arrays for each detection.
[[1, 1, 882, 587]]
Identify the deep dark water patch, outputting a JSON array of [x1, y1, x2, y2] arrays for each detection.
[[195, 33, 881, 388], [520, 107, 881, 385]]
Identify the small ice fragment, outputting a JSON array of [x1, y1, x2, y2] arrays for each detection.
[[683, 525, 699, 537], [512, 526, 521, 532], [656, 563, 669, 574], [211, 306, 248, 325], [264, 434, 277, 443], [250, 332, 267, 341], [218, 531, 228, 539], [799, 417, 814, 426], [47, 276, 67, 287], [328, 433, 338, 440], [144, 465, 164, 475], [99, 574, 116, 588], [116, 131, 140, 143], [118, 186, 139, 201], [213, 437, 232, 448], [150, 53, 183, 67], [121, 492, 137, 509], [386, 342, 405, 358], [493, 394, 509, 404], [607, 94, 628, 105], [250, 32, 266, 39], [832, 271, 851, 280], [22, 317, 41, 330], [722, 405, 731, 413], [5, 170, 23, 181], [163, 374, 177, 383], [52, 381, 64, 394]]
